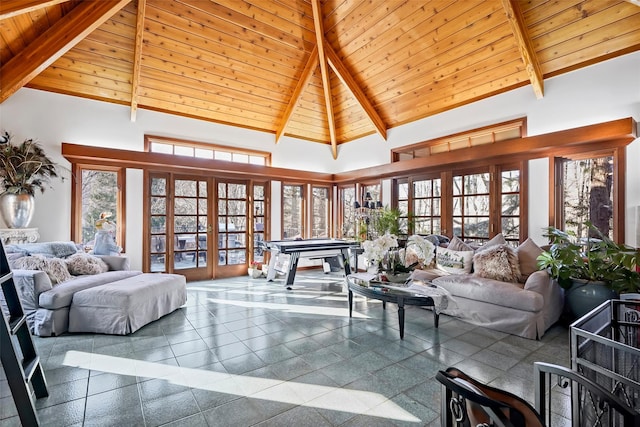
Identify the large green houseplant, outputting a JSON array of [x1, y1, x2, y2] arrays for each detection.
[[537, 222, 639, 293], [537, 222, 640, 317], [0, 131, 61, 228]]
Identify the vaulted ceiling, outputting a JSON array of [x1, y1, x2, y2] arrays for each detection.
[[1, 0, 639, 158]]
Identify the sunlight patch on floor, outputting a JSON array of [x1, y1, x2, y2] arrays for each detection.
[[205, 298, 370, 318], [62, 351, 421, 422]]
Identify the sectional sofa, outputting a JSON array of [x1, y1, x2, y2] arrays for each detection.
[[3, 241, 186, 336]]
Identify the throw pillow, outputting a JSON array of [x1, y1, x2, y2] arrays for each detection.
[[65, 253, 109, 276], [436, 247, 474, 274], [473, 244, 521, 283], [447, 236, 474, 252], [475, 233, 508, 253], [11, 255, 72, 285], [516, 238, 544, 280]]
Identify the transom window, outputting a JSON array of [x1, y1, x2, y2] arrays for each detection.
[[145, 135, 270, 166]]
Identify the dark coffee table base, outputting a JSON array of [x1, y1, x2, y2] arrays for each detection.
[[347, 280, 439, 339]]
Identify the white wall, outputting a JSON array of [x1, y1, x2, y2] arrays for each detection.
[[1, 51, 639, 261]]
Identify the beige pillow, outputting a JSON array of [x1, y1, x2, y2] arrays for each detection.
[[436, 247, 474, 274], [476, 233, 508, 253], [516, 238, 543, 279], [473, 244, 521, 283], [448, 236, 473, 252]]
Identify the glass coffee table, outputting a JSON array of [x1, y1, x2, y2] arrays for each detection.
[[346, 273, 447, 339]]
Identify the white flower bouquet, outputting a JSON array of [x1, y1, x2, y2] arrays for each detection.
[[362, 233, 398, 266]]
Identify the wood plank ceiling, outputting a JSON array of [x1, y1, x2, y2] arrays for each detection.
[[1, 0, 639, 158]]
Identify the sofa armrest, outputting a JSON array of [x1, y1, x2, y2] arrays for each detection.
[[95, 255, 130, 271], [523, 270, 551, 294], [524, 269, 564, 330], [9, 270, 53, 313]]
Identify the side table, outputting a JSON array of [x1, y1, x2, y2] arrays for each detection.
[[0, 228, 40, 244]]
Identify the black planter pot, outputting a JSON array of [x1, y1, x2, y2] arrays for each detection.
[[565, 279, 618, 319]]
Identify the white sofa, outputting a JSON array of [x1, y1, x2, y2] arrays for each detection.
[[3, 242, 186, 336], [411, 235, 563, 339]]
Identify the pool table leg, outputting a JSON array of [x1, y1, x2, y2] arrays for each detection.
[[284, 252, 300, 290], [348, 289, 353, 318]]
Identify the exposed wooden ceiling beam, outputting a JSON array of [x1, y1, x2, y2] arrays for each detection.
[[130, 0, 146, 122], [311, 0, 338, 159], [0, 0, 69, 20], [324, 42, 387, 141], [276, 45, 319, 143], [0, 0, 131, 103], [625, 0, 640, 6], [501, 0, 544, 99]]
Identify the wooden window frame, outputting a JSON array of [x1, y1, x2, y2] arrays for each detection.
[[310, 184, 332, 238], [249, 180, 270, 265], [281, 182, 306, 239], [550, 146, 625, 242], [145, 134, 272, 166], [337, 184, 356, 239], [71, 164, 126, 252]]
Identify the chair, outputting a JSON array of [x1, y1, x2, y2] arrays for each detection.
[[436, 367, 543, 427], [437, 363, 639, 427]]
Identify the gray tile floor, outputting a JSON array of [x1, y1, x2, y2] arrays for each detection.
[[1, 271, 570, 426]]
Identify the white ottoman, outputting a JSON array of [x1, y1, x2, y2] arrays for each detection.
[[68, 273, 186, 335]]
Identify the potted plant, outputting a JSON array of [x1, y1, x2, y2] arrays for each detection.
[[536, 221, 640, 318], [0, 131, 61, 228]]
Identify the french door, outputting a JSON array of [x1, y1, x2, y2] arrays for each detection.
[[146, 173, 253, 280]]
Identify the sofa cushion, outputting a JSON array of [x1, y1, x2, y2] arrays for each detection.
[[39, 270, 141, 310], [433, 274, 543, 312], [517, 238, 544, 280], [436, 247, 474, 274], [473, 244, 521, 283], [8, 241, 79, 258]]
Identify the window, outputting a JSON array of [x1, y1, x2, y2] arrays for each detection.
[[311, 186, 330, 238], [72, 166, 124, 250], [282, 184, 304, 239], [453, 172, 490, 241], [557, 153, 615, 239], [392, 118, 526, 161], [252, 183, 267, 264], [501, 169, 520, 243], [145, 135, 271, 166], [412, 177, 442, 235], [149, 174, 168, 272], [339, 185, 356, 239], [217, 181, 248, 266]]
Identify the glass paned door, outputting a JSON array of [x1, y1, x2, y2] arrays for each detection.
[[174, 178, 209, 276], [218, 181, 248, 266], [149, 174, 168, 273], [253, 183, 266, 264]]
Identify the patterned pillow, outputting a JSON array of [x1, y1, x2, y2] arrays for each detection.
[[436, 247, 474, 274], [473, 244, 521, 283], [65, 253, 109, 275], [11, 255, 72, 285]]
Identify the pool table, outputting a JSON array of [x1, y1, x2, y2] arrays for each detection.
[[259, 239, 360, 289]]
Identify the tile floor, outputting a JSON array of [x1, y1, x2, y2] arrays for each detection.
[[1, 271, 571, 426]]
